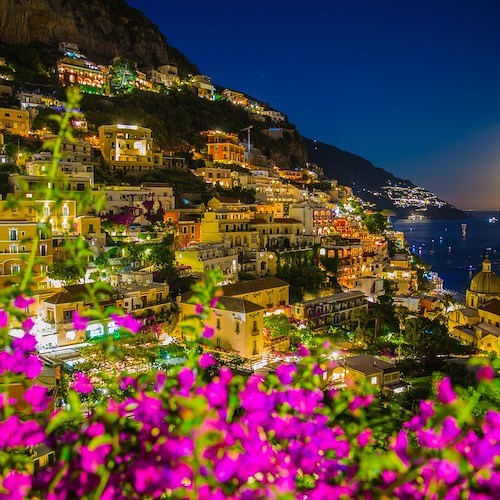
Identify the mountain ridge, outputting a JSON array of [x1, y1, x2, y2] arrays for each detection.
[[0, 0, 467, 218], [0, 0, 198, 75]]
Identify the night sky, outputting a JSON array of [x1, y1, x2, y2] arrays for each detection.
[[127, 0, 500, 210]]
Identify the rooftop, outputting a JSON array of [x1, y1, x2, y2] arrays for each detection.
[[222, 278, 289, 297], [479, 299, 500, 316], [477, 322, 500, 338], [296, 291, 366, 307], [342, 354, 397, 375]]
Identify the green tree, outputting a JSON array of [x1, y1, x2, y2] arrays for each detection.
[[363, 212, 388, 235], [47, 261, 82, 284], [402, 316, 463, 362], [264, 314, 291, 339], [149, 235, 176, 281], [110, 57, 138, 93]]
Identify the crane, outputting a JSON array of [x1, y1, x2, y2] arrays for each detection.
[[240, 125, 253, 157]]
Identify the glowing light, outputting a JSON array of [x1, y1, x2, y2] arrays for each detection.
[[117, 124, 138, 130]]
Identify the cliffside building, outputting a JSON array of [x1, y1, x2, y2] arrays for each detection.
[[99, 124, 162, 172]]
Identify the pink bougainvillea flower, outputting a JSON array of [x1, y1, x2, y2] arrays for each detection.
[[72, 372, 93, 394], [199, 353, 216, 369], [419, 400, 435, 422], [178, 367, 195, 392], [23, 355, 43, 379], [437, 377, 457, 404], [119, 376, 137, 391], [476, 365, 495, 381], [1, 470, 32, 500], [80, 443, 112, 473], [22, 317, 35, 333], [111, 313, 142, 334], [392, 430, 410, 466], [357, 429, 372, 448], [276, 363, 297, 385], [0, 309, 8, 328], [24, 385, 50, 412], [205, 380, 227, 407], [0, 392, 17, 409], [214, 454, 238, 482], [349, 394, 374, 412], [72, 310, 88, 331], [297, 344, 311, 357], [210, 296, 219, 308], [194, 303, 204, 315], [441, 416, 461, 444], [12, 333, 37, 354], [202, 325, 215, 338], [13, 295, 35, 310]]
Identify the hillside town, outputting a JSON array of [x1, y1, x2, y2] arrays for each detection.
[[0, 41, 498, 385], [0, 0, 499, 492]]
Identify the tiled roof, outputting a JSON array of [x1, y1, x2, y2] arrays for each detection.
[[461, 308, 479, 318], [222, 278, 289, 296], [342, 354, 397, 375], [179, 292, 263, 313], [217, 296, 264, 313], [273, 218, 301, 224], [477, 322, 500, 337], [479, 299, 500, 316], [297, 291, 366, 307], [44, 291, 81, 305]]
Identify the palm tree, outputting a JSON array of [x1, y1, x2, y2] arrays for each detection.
[[394, 306, 410, 362]]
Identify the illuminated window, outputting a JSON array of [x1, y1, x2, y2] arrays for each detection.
[[371, 376, 378, 385]]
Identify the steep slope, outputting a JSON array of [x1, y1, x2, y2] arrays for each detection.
[[305, 138, 467, 218], [0, 0, 197, 75]]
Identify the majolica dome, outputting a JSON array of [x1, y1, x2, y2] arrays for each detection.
[[469, 259, 500, 294]]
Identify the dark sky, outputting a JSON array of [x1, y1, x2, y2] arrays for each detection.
[[127, 0, 500, 210]]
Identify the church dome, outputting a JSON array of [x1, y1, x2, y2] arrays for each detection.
[[469, 259, 500, 294]]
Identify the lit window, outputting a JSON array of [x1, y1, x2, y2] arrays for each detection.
[[371, 376, 378, 385]]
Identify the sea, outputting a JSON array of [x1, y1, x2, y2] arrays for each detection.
[[393, 211, 500, 297]]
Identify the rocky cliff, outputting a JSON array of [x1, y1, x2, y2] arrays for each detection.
[[0, 0, 198, 75]]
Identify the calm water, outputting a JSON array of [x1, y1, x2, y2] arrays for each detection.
[[393, 212, 500, 295]]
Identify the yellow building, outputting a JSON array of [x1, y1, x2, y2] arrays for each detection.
[[466, 259, 500, 309], [188, 75, 215, 100], [221, 89, 248, 107], [201, 198, 259, 250], [221, 277, 290, 311], [175, 243, 238, 283], [34, 284, 117, 349], [196, 166, 234, 188], [99, 124, 162, 172], [180, 294, 265, 358], [293, 291, 368, 329], [0, 220, 52, 289], [339, 355, 405, 392], [0, 107, 30, 135], [250, 213, 304, 250], [448, 260, 500, 354]]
